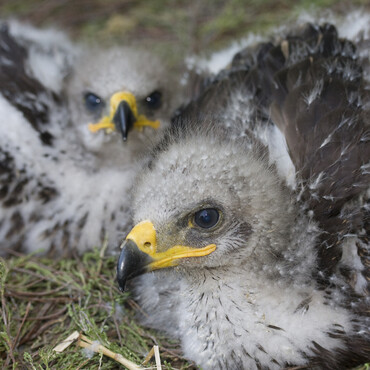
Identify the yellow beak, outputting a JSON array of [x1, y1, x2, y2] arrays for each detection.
[[88, 91, 160, 135], [127, 221, 216, 270], [116, 221, 216, 291]]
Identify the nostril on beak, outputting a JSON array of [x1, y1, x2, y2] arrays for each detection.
[[143, 241, 155, 254]]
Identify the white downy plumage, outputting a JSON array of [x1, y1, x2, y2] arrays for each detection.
[[117, 11, 370, 369], [0, 21, 182, 254]]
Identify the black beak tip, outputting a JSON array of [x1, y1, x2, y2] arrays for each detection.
[[116, 247, 129, 291], [113, 100, 136, 141], [117, 282, 126, 293], [116, 268, 127, 292], [116, 239, 153, 293]]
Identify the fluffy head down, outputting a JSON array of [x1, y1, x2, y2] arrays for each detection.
[[132, 127, 317, 281], [127, 128, 365, 369], [66, 47, 180, 157]]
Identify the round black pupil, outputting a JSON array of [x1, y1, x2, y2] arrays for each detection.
[[145, 91, 161, 108], [85, 93, 101, 109], [195, 209, 219, 229]]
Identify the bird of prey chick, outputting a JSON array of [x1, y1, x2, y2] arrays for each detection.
[[0, 21, 180, 255], [117, 17, 370, 369]]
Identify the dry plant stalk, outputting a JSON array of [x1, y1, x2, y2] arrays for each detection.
[[154, 345, 162, 370], [53, 331, 80, 353], [142, 344, 162, 369], [53, 331, 143, 369], [142, 346, 155, 365], [77, 334, 143, 370]]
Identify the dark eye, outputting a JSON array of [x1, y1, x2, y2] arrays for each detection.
[[194, 208, 220, 229], [144, 90, 162, 110], [84, 92, 104, 112]]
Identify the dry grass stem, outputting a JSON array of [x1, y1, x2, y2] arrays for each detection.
[[12, 301, 31, 351], [142, 346, 155, 365], [154, 345, 162, 370], [53, 331, 80, 353], [77, 334, 143, 370], [142, 345, 162, 369]]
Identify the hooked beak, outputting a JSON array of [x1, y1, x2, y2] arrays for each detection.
[[116, 221, 216, 291], [88, 91, 160, 141], [112, 100, 135, 141], [116, 239, 154, 291]]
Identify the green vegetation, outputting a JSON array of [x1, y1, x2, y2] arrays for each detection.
[[0, 247, 193, 369], [1, 0, 369, 66]]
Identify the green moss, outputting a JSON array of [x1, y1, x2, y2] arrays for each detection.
[[0, 250, 193, 368]]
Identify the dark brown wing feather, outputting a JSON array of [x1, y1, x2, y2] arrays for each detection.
[[175, 23, 370, 291], [265, 25, 370, 284], [0, 24, 58, 145], [0, 24, 63, 255], [175, 23, 370, 366]]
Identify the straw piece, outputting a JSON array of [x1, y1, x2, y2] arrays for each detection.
[[78, 334, 143, 370], [153, 345, 162, 370], [142, 346, 155, 365], [53, 331, 80, 353]]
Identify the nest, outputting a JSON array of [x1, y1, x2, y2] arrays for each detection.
[[0, 244, 195, 369]]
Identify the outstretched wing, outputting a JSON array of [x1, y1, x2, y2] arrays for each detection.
[[264, 24, 370, 285], [176, 22, 370, 292]]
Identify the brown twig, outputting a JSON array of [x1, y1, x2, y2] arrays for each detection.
[[11, 301, 31, 352], [158, 345, 184, 359], [22, 278, 45, 289], [4, 291, 76, 302], [127, 298, 149, 318], [6, 283, 69, 297], [75, 357, 92, 370], [22, 306, 68, 321], [1, 293, 16, 367], [19, 318, 64, 346], [12, 267, 56, 282], [18, 302, 53, 345]]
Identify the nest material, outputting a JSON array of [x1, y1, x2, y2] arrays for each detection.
[[0, 245, 195, 369]]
